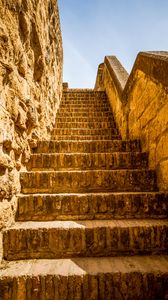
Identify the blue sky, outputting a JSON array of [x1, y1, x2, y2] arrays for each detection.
[[58, 0, 168, 88]]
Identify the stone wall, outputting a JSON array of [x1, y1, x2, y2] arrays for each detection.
[[0, 0, 63, 230], [95, 57, 129, 138], [95, 52, 168, 191]]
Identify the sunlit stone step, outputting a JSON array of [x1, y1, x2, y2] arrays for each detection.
[[52, 128, 118, 136], [52, 135, 120, 140], [3, 220, 168, 260], [60, 102, 110, 108], [58, 107, 111, 113], [16, 192, 168, 221], [61, 99, 108, 105], [1, 256, 167, 300], [20, 169, 157, 194], [27, 152, 148, 171], [63, 90, 106, 99], [56, 116, 114, 123], [56, 111, 112, 117], [33, 140, 141, 154], [54, 121, 114, 129]]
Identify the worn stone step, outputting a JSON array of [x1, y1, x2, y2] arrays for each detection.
[[63, 90, 106, 98], [52, 128, 118, 136], [58, 107, 111, 113], [33, 140, 141, 154], [16, 192, 168, 221], [60, 100, 109, 105], [52, 135, 120, 140], [62, 92, 107, 99], [59, 104, 111, 110], [55, 121, 114, 129], [27, 152, 148, 171], [3, 220, 168, 260], [61, 100, 108, 105], [1, 256, 167, 300], [20, 169, 157, 194], [56, 111, 112, 117], [56, 116, 114, 123]]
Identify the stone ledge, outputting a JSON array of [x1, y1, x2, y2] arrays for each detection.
[[3, 220, 168, 260], [16, 192, 168, 221], [0, 255, 168, 276], [0, 256, 168, 300], [95, 52, 168, 189], [104, 56, 129, 100], [123, 51, 168, 102]]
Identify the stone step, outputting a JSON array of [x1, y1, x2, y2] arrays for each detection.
[[52, 135, 120, 140], [58, 107, 111, 113], [55, 121, 114, 129], [33, 140, 141, 154], [63, 91, 106, 97], [63, 91, 106, 98], [60, 104, 111, 109], [1, 256, 167, 300], [52, 128, 118, 136], [56, 111, 112, 117], [56, 116, 114, 123], [16, 192, 168, 221], [61, 100, 108, 105], [27, 152, 148, 171], [3, 220, 168, 260], [20, 169, 157, 194]]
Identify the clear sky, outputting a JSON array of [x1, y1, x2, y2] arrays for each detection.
[[58, 0, 168, 88]]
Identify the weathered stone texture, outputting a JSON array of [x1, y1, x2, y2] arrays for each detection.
[[3, 220, 168, 260], [33, 139, 141, 153], [0, 89, 168, 298], [0, 0, 63, 233], [96, 53, 168, 190], [0, 256, 168, 300], [20, 169, 157, 194], [27, 152, 148, 171], [95, 57, 129, 139], [127, 69, 168, 190], [16, 192, 168, 221]]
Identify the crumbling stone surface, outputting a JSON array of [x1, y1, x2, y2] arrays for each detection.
[[0, 0, 63, 233], [96, 53, 168, 190]]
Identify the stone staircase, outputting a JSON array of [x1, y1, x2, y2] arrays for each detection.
[[0, 90, 168, 299]]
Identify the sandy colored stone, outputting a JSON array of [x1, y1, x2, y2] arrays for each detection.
[[34, 139, 141, 154], [16, 192, 168, 221], [0, 0, 63, 229], [3, 220, 168, 260], [1, 87, 168, 298], [95, 53, 168, 190], [0, 256, 168, 299]]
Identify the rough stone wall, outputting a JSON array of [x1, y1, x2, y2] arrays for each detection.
[[128, 68, 168, 190], [95, 52, 168, 191], [97, 59, 128, 139], [0, 0, 63, 230]]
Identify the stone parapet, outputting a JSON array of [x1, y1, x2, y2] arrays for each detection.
[[95, 52, 168, 190]]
